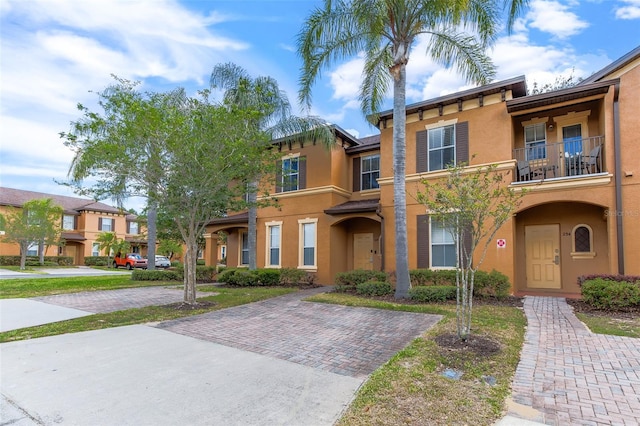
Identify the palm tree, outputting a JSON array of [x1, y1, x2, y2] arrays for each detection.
[[210, 63, 336, 270], [298, 0, 527, 298]]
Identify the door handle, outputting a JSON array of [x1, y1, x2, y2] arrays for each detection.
[[554, 255, 560, 265]]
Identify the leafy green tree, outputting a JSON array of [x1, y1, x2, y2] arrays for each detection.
[[157, 239, 183, 261], [210, 63, 336, 270], [96, 232, 130, 268], [297, 0, 528, 298], [0, 199, 63, 269], [61, 77, 187, 270], [530, 68, 582, 94], [161, 90, 273, 303], [416, 163, 525, 340]]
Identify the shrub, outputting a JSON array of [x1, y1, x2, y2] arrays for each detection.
[[84, 256, 110, 267], [279, 268, 306, 285], [356, 281, 392, 296], [217, 268, 238, 284], [581, 278, 640, 309], [577, 274, 640, 287], [335, 270, 388, 291], [234, 270, 260, 286], [409, 269, 457, 286], [196, 259, 206, 266], [195, 266, 217, 282], [409, 285, 457, 302], [132, 269, 181, 281], [0, 255, 75, 266], [256, 269, 281, 286], [474, 269, 511, 299]]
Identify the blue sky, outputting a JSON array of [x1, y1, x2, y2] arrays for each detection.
[[1, 0, 639, 211]]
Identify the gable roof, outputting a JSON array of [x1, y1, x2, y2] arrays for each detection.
[[0, 187, 122, 215], [580, 45, 640, 84]]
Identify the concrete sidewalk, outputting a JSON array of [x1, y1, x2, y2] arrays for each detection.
[[0, 267, 130, 279], [0, 299, 91, 332], [1, 288, 443, 425], [1, 325, 363, 425]]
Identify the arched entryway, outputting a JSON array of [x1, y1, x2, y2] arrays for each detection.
[[514, 201, 610, 296]]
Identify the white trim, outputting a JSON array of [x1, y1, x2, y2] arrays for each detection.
[[265, 220, 282, 268], [424, 117, 458, 130], [297, 218, 318, 270]]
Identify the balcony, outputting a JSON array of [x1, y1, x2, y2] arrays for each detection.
[[513, 136, 604, 183]]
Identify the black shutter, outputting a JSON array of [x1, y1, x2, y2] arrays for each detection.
[[417, 214, 430, 269], [275, 160, 282, 193], [74, 216, 78, 230], [353, 157, 361, 192], [416, 130, 428, 173], [456, 121, 469, 165], [98, 217, 103, 231], [126, 221, 130, 234], [298, 156, 306, 190]]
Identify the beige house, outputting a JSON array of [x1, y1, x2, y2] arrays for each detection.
[[204, 46, 640, 297], [0, 187, 146, 264]]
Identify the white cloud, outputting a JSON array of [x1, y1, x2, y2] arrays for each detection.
[[328, 55, 365, 101], [526, 0, 589, 38], [615, 0, 640, 19]]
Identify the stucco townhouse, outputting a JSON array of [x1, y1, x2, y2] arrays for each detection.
[[204, 45, 640, 297]]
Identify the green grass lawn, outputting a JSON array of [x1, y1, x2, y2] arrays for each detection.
[[307, 293, 526, 426], [0, 275, 155, 298]]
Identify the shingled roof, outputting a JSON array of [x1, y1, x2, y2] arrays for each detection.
[[0, 187, 122, 215]]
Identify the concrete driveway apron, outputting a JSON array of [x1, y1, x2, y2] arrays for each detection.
[[1, 287, 442, 425]]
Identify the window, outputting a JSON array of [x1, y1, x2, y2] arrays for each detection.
[[298, 219, 317, 269], [220, 245, 227, 260], [430, 218, 456, 268], [99, 217, 114, 232], [240, 232, 249, 265], [128, 221, 139, 235], [361, 155, 380, 190], [571, 224, 595, 258], [62, 215, 75, 230], [26, 243, 38, 256], [265, 222, 282, 267], [525, 123, 546, 160], [92, 243, 100, 256], [428, 125, 455, 171], [281, 157, 299, 192], [563, 124, 582, 156]]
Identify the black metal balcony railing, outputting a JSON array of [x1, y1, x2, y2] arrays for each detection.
[[513, 136, 604, 183]]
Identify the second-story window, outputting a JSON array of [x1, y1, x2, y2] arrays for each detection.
[[282, 157, 299, 192], [361, 155, 380, 190], [99, 217, 113, 232], [128, 222, 139, 235], [525, 123, 546, 160], [428, 125, 455, 171], [62, 215, 75, 230]]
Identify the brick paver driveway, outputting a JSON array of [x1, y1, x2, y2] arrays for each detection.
[[157, 288, 442, 378], [33, 286, 213, 313]]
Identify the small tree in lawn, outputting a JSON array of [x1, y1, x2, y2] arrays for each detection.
[[0, 199, 63, 269], [160, 90, 274, 304], [416, 162, 525, 340]]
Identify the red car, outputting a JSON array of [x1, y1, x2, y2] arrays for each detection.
[[113, 253, 148, 270]]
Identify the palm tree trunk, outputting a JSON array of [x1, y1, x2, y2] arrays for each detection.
[[393, 65, 410, 299], [248, 181, 258, 270], [147, 200, 157, 270]]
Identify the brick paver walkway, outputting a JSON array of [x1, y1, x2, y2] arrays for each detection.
[[511, 296, 640, 425], [33, 286, 213, 313], [156, 288, 442, 378]]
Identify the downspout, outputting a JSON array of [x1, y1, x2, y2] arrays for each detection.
[[613, 83, 625, 274], [376, 205, 385, 271]]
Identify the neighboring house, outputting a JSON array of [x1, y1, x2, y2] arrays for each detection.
[[0, 188, 147, 264]]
